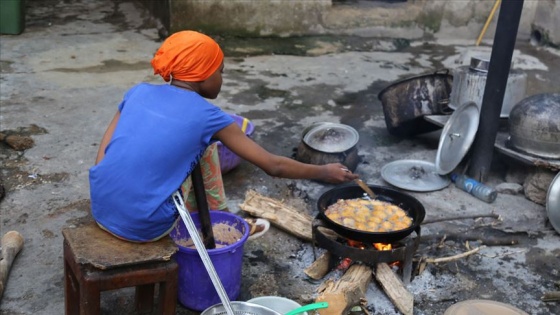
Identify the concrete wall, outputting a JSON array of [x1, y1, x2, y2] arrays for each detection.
[[168, 0, 331, 37], [532, 0, 560, 46], [144, 0, 559, 45]]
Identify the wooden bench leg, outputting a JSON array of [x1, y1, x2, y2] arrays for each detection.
[[64, 257, 80, 315], [158, 280, 178, 315], [80, 280, 101, 315], [135, 284, 155, 313], [158, 262, 178, 315]]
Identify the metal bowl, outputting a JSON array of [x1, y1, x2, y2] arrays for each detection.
[[201, 301, 281, 315], [247, 296, 305, 315]]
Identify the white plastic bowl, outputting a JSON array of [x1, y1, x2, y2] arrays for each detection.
[[247, 296, 307, 315]]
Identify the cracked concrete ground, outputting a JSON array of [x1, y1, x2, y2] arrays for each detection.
[[1, 1, 559, 314]]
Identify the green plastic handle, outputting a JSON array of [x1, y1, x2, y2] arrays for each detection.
[[284, 302, 329, 315]]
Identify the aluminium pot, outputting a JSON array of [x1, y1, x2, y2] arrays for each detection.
[[295, 122, 360, 172], [449, 56, 527, 118], [317, 184, 426, 243], [378, 69, 453, 137]]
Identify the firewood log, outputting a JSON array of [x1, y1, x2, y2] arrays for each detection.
[[239, 190, 313, 241], [304, 252, 332, 280], [375, 263, 413, 315], [315, 264, 372, 315]]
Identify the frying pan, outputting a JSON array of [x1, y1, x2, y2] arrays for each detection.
[[317, 184, 426, 243]]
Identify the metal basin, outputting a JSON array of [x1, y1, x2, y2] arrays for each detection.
[[377, 70, 453, 137], [508, 93, 560, 159]]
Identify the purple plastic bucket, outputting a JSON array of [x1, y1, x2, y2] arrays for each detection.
[[170, 211, 249, 311], [217, 113, 255, 174]]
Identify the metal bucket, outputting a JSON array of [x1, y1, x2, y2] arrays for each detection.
[[449, 63, 527, 118]]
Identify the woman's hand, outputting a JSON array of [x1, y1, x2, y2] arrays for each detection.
[[320, 163, 359, 184]]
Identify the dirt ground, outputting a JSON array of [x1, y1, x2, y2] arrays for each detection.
[[1, 1, 559, 315]]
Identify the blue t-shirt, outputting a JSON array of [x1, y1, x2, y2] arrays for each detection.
[[89, 83, 234, 241]]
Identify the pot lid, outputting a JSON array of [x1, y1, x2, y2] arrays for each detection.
[[381, 159, 451, 192], [444, 299, 529, 315], [303, 123, 359, 153], [547, 172, 560, 235], [435, 101, 480, 175]]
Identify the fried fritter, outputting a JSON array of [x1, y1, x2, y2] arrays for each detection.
[[324, 198, 413, 233]]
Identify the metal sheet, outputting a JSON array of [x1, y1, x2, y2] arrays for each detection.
[[381, 159, 451, 192], [547, 172, 560, 235], [435, 101, 480, 175]]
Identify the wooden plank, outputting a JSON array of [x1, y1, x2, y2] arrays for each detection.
[[375, 263, 414, 315], [239, 190, 313, 242], [61, 221, 177, 270]]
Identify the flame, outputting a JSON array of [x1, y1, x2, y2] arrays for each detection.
[[339, 240, 401, 269], [373, 243, 400, 267], [347, 240, 393, 251], [337, 257, 353, 270], [374, 243, 392, 251], [347, 239, 366, 249]]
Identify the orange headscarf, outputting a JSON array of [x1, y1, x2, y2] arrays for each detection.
[[151, 31, 224, 82]]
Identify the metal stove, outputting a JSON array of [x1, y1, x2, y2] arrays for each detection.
[[312, 217, 420, 284]]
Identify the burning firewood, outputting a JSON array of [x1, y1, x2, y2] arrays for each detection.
[[304, 252, 332, 280], [315, 264, 372, 315], [374, 263, 414, 315]]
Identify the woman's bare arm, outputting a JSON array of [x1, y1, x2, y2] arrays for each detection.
[[214, 123, 358, 184], [95, 111, 120, 164]]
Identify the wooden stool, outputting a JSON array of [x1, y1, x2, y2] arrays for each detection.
[[63, 221, 179, 315]]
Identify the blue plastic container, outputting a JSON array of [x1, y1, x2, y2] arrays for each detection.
[[170, 211, 249, 311]]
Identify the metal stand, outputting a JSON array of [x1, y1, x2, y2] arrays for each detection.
[[468, 0, 525, 182]]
